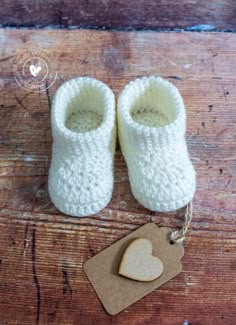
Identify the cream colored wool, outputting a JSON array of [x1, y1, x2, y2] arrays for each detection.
[[118, 76, 196, 212], [48, 77, 116, 217]]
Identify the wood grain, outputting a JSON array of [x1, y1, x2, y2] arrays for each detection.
[[0, 29, 235, 324], [0, 0, 235, 31]]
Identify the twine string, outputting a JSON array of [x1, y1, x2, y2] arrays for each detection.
[[169, 201, 193, 244]]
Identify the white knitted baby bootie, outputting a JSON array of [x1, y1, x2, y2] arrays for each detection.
[[48, 77, 116, 217], [118, 76, 196, 212]]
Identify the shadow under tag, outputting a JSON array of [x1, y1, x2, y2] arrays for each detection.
[[84, 223, 184, 315]]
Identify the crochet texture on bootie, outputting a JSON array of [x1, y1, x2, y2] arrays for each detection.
[[48, 77, 116, 217], [118, 76, 196, 212]]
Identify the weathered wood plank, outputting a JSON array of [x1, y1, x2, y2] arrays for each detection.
[[0, 0, 235, 31], [0, 30, 235, 324], [0, 215, 235, 324]]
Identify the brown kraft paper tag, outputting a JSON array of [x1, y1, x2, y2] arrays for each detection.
[[83, 223, 184, 315]]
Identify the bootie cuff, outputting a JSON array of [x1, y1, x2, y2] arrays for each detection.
[[118, 76, 186, 152], [51, 77, 115, 154]]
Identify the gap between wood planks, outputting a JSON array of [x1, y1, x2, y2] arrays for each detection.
[[0, 24, 235, 32]]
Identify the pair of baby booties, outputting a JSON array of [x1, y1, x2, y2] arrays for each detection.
[[48, 76, 196, 217]]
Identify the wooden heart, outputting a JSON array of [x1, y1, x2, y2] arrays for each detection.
[[118, 238, 164, 282]]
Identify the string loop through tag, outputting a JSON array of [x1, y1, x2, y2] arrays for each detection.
[[169, 201, 193, 244]]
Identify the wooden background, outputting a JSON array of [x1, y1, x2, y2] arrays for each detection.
[[0, 2, 236, 325], [0, 0, 235, 30]]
